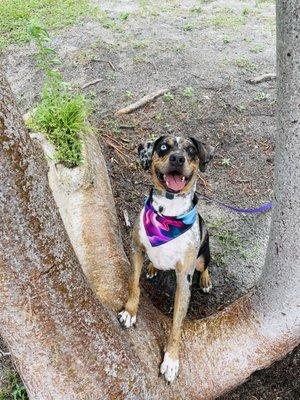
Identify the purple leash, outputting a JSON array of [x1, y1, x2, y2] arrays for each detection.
[[197, 194, 272, 214]]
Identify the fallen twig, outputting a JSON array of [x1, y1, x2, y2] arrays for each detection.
[[119, 125, 135, 130], [197, 173, 209, 189], [119, 137, 131, 143], [247, 73, 276, 84], [0, 348, 10, 357], [123, 209, 131, 227], [115, 87, 176, 116], [91, 59, 116, 71], [102, 133, 130, 148], [236, 179, 251, 183], [106, 141, 128, 165], [102, 135, 133, 165], [82, 78, 103, 89]]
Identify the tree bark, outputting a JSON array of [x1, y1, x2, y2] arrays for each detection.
[[28, 130, 129, 311], [0, 2, 299, 398]]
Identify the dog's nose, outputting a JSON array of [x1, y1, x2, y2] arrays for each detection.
[[169, 153, 185, 167]]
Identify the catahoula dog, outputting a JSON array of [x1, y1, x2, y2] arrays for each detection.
[[118, 135, 213, 382]]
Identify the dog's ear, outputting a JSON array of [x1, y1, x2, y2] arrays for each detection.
[[189, 137, 214, 172], [138, 136, 165, 170]]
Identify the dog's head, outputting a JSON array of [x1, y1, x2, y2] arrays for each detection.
[[138, 136, 213, 194]]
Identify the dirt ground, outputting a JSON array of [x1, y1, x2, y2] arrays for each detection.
[[1, 0, 299, 398]]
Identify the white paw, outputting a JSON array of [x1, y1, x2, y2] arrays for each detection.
[[160, 352, 179, 383], [118, 310, 136, 328], [202, 283, 212, 293]]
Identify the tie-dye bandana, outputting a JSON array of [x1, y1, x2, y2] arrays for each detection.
[[143, 193, 198, 247]]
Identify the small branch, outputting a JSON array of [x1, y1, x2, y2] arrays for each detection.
[[247, 73, 276, 84], [115, 87, 176, 116], [107, 144, 128, 165], [236, 179, 251, 183], [119, 125, 135, 130], [82, 78, 103, 89], [123, 209, 131, 227], [103, 136, 131, 165], [197, 173, 209, 189], [91, 59, 116, 71], [102, 133, 130, 148], [0, 348, 10, 357], [119, 137, 130, 143]]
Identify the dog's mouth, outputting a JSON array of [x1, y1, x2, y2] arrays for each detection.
[[156, 170, 193, 193]]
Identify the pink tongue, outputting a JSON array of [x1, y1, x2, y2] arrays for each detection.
[[165, 173, 185, 192]]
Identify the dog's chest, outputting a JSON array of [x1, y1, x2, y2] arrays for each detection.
[[138, 210, 200, 271]]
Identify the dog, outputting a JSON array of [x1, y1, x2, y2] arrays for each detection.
[[118, 135, 213, 382]]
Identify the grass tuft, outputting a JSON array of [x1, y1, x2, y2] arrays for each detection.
[[255, 0, 275, 5], [235, 56, 257, 72], [119, 12, 130, 21], [209, 8, 246, 28], [254, 91, 270, 101], [0, 0, 96, 50], [250, 44, 264, 53], [163, 92, 174, 103], [207, 218, 249, 267], [223, 35, 231, 44], [182, 87, 194, 98], [0, 370, 28, 400], [27, 24, 91, 167], [182, 22, 195, 32]]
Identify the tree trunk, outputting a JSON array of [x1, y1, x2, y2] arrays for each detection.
[[0, 2, 299, 398]]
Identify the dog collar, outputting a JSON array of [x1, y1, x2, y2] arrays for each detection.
[[143, 190, 198, 247], [152, 188, 189, 200]]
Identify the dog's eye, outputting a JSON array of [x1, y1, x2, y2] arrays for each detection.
[[160, 144, 167, 151], [187, 146, 196, 156]]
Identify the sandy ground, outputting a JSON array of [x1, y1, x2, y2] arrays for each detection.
[[1, 0, 299, 398]]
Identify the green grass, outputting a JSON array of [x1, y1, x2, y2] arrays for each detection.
[[132, 54, 148, 64], [153, 112, 164, 122], [209, 8, 246, 28], [125, 90, 134, 100], [207, 218, 247, 267], [0, 370, 28, 400], [235, 56, 257, 72], [118, 11, 130, 21], [236, 104, 246, 113], [0, 0, 96, 50], [255, 0, 275, 4], [27, 25, 91, 167], [214, 229, 244, 266], [221, 157, 231, 166], [31, 90, 90, 166], [96, 9, 125, 33], [254, 91, 270, 101], [190, 6, 202, 14], [182, 87, 194, 98], [250, 44, 264, 53], [163, 92, 174, 103], [223, 35, 231, 44], [182, 22, 195, 32], [132, 40, 148, 49], [172, 43, 186, 53]]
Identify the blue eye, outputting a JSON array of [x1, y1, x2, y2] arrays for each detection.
[[187, 146, 196, 156], [160, 144, 167, 151]]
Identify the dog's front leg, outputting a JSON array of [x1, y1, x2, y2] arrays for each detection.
[[160, 262, 191, 382], [118, 238, 144, 328]]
